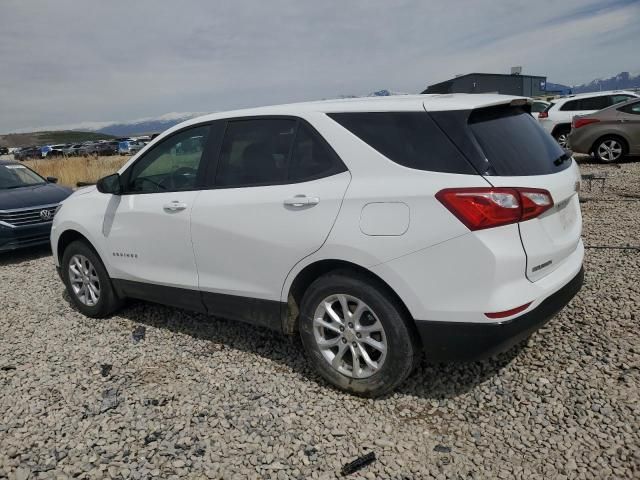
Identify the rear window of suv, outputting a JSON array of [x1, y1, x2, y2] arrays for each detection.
[[328, 112, 475, 174], [465, 106, 569, 176]]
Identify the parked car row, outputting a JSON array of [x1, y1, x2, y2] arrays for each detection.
[[537, 89, 639, 151], [11, 137, 150, 161]]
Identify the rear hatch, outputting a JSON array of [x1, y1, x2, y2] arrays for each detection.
[[428, 100, 582, 281]]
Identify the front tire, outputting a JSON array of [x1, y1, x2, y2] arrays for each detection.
[[61, 240, 122, 318], [299, 271, 418, 397], [593, 136, 627, 163]]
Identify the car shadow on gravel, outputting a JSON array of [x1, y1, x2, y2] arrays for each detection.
[[99, 298, 525, 401], [0, 245, 51, 266]]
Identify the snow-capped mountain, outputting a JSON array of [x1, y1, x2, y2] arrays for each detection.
[[547, 71, 640, 96], [571, 71, 640, 94], [93, 112, 206, 136]]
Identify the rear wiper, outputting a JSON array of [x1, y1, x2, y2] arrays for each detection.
[[553, 151, 572, 166]]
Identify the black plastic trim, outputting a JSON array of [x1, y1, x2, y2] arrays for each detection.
[[111, 279, 284, 331], [415, 266, 584, 361], [201, 290, 283, 331], [113, 279, 207, 313]]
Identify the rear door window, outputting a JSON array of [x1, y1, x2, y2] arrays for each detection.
[[328, 112, 475, 174], [560, 100, 580, 111], [562, 96, 610, 111], [578, 96, 611, 110], [215, 119, 296, 187]]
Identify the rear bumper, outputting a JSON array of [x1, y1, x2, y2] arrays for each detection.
[[0, 223, 52, 252], [415, 266, 584, 361]]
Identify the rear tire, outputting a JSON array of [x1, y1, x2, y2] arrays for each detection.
[[299, 271, 418, 397], [61, 240, 122, 318], [553, 126, 571, 148], [593, 136, 627, 163]]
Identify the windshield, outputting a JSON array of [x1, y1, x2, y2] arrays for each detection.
[[0, 164, 46, 189]]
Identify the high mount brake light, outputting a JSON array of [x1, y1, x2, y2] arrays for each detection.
[[436, 187, 554, 231]]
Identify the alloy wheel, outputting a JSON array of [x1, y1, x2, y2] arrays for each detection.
[[68, 254, 101, 306], [597, 139, 623, 162], [556, 133, 569, 148], [313, 294, 387, 379]]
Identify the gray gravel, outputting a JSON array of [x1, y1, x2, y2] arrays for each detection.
[[1, 158, 639, 479]]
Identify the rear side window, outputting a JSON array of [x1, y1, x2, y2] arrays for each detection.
[[288, 123, 341, 182], [328, 112, 475, 174], [618, 101, 640, 115], [467, 106, 568, 176], [611, 94, 635, 105]]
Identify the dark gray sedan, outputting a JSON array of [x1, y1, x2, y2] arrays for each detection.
[[568, 98, 640, 163], [0, 161, 72, 252]]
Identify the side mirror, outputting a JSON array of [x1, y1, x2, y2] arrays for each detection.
[[96, 173, 122, 195], [46, 176, 58, 183]]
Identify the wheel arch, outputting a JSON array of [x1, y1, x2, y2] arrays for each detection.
[[551, 123, 571, 137], [56, 229, 95, 265], [283, 259, 414, 335]]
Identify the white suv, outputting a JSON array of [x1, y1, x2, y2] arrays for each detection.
[[538, 90, 639, 148], [52, 94, 584, 396]]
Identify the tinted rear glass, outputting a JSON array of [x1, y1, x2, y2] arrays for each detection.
[[467, 106, 569, 176], [328, 112, 475, 174]]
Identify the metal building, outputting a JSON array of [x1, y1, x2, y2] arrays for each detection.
[[423, 72, 548, 97]]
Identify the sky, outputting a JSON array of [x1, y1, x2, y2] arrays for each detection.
[[0, 0, 638, 133]]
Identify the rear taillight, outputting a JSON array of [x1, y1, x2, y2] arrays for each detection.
[[572, 118, 600, 129], [538, 111, 548, 119], [436, 187, 554, 231]]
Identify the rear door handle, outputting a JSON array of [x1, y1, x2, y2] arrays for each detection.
[[284, 195, 320, 207], [163, 201, 188, 212]]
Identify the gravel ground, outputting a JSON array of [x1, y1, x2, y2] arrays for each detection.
[[1, 158, 639, 479]]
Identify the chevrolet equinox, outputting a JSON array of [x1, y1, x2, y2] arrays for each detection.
[[52, 94, 584, 396]]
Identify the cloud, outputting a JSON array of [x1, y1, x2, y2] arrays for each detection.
[[0, 0, 638, 133]]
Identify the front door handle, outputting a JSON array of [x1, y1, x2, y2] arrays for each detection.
[[284, 195, 320, 207], [163, 201, 187, 212]]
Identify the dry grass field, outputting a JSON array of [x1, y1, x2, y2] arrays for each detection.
[[23, 155, 131, 187]]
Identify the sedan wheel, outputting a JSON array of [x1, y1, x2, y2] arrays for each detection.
[[555, 132, 569, 149], [596, 138, 624, 163]]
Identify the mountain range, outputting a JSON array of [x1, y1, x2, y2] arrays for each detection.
[[546, 71, 639, 96], [6, 72, 639, 139], [90, 74, 639, 136]]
